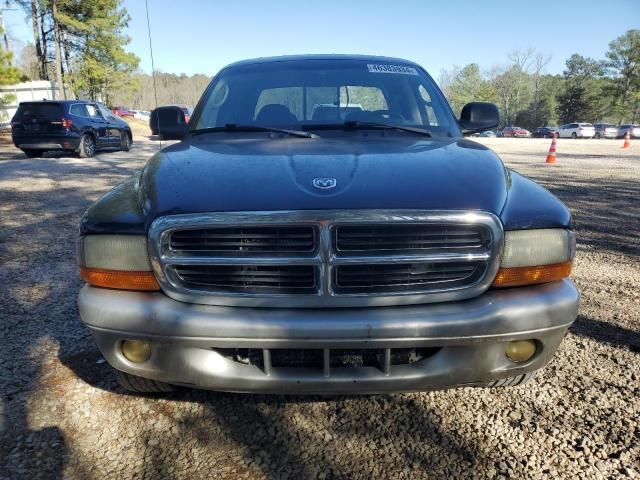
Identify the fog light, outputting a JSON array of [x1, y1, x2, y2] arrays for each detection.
[[505, 340, 537, 363], [121, 340, 151, 363]]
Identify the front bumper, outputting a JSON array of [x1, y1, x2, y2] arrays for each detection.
[[78, 280, 579, 394]]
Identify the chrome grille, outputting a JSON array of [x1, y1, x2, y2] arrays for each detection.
[[335, 224, 487, 254], [334, 262, 483, 294], [149, 210, 503, 308], [173, 265, 317, 294], [170, 226, 316, 255]]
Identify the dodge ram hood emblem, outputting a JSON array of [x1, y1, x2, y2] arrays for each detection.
[[312, 177, 337, 190]]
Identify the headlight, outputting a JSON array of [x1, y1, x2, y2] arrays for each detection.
[[493, 229, 575, 288], [77, 235, 159, 291]]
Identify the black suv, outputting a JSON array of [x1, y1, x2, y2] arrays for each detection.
[[11, 100, 133, 158]]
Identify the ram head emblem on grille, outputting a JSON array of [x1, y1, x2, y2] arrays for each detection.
[[312, 177, 337, 190]]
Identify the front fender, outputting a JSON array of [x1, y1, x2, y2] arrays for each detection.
[[500, 170, 571, 230], [80, 174, 146, 235]]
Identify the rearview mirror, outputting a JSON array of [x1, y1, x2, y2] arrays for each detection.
[[458, 102, 499, 135], [150, 106, 188, 140]]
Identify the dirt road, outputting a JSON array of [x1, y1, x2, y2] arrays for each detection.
[[0, 137, 638, 479]]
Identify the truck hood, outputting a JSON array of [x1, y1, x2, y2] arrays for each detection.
[[139, 135, 509, 220]]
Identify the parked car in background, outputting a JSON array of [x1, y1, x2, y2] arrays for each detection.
[[470, 129, 496, 138], [10, 100, 133, 158], [593, 123, 618, 139], [500, 126, 530, 138], [532, 127, 556, 138], [180, 105, 193, 123], [77, 54, 578, 395], [479, 130, 497, 137], [112, 106, 134, 117], [616, 124, 640, 139], [556, 123, 595, 138], [131, 110, 151, 121]]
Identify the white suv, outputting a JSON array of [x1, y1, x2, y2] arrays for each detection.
[[556, 123, 595, 138], [617, 124, 640, 139]]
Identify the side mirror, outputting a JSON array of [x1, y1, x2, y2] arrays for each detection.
[[150, 106, 187, 140], [458, 102, 499, 135]]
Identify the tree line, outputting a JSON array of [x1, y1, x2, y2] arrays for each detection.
[[109, 71, 211, 111], [439, 29, 639, 129], [8, 0, 139, 105], [3, 9, 638, 125], [6, 0, 209, 110]]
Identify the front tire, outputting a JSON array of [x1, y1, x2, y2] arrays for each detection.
[[78, 133, 96, 158], [595, 133, 601, 139], [115, 369, 174, 393], [571, 132, 577, 139], [486, 372, 535, 387], [119, 131, 131, 151]]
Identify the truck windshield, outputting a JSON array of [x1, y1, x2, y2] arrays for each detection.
[[192, 58, 459, 137]]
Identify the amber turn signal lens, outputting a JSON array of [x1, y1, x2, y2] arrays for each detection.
[[80, 267, 160, 291], [492, 261, 573, 288]]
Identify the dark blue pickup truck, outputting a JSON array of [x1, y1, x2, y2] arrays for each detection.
[[77, 55, 579, 394]]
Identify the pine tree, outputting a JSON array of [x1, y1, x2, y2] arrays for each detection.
[[556, 54, 604, 124], [0, 26, 21, 118], [56, 0, 139, 102], [14, 0, 139, 102], [605, 29, 640, 123]]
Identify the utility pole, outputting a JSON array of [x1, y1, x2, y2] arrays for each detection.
[[51, 0, 66, 99]]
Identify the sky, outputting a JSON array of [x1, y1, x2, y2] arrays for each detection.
[[3, 0, 640, 80]]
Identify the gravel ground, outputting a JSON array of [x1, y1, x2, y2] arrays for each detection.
[[0, 136, 638, 479]]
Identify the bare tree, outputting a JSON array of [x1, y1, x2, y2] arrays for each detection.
[[507, 48, 536, 121], [530, 52, 552, 127], [489, 65, 519, 126]]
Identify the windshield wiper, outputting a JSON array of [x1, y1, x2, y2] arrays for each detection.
[[190, 124, 316, 138], [344, 121, 432, 137], [305, 121, 432, 137]]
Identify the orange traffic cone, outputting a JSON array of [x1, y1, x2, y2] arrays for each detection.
[[622, 130, 631, 149], [545, 135, 557, 164]]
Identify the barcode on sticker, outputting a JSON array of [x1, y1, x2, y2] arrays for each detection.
[[367, 64, 418, 75]]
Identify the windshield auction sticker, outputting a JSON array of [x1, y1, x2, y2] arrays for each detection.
[[367, 64, 418, 75]]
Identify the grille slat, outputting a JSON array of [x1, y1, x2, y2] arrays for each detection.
[[336, 224, 486, 254], [334, 262, 483, 294], [337, 238, 481, 248], [171, 241, 314, 248], [170, 226, 316, 254], [337, 265, 477, 276], [338, 230, 480, 238], [172, 265, 317, 294]]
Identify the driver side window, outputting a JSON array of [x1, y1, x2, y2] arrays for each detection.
[[97, 104, 118, 122], [86, 104, 102, 119]]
